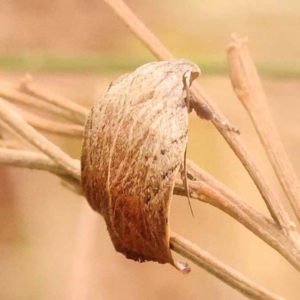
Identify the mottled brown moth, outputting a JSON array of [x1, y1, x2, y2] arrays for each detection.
[[81, 59, 210, 273]]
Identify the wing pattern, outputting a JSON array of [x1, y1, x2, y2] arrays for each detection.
[[81, 59, 200, 272]]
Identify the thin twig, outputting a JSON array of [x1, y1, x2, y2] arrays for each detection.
[[60, 176, 83, 195], [0, 84, 84, 137], [0, 98, 80, 180], [170, 232, 285, 300], [19, 75, 89, 125], [175, 178, 300, 272], [227, 37, 300, 224], [0, 139, 20, 149], [0, 118, 39, 150], [0, 147, 81, 194], [0, 81, 80, 123], [103, 0, 173, 60], [19, 109, 84, 137], [186, 160, 276, 228], [0, 148, 68, 175]]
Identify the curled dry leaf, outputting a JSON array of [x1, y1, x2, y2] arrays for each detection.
[[81, 59, 201, 273]]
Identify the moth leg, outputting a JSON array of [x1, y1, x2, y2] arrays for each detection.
[[187, 91, 213, 120], [187, 90, 240, 134], [213, 115, 240, 134]]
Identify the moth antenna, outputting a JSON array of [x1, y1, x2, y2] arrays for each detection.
[[183, 147, 194, 218], [182, 71, 195, 218]]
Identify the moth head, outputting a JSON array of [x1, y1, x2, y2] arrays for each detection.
[[171, 58, 201, 86]]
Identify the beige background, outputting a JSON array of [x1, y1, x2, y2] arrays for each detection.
[[0, 1, 300, 300]]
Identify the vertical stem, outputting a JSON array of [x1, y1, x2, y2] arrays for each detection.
[[103, 0, 174, 60], [227, 37, 300, 225]]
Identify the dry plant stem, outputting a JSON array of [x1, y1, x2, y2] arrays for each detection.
[[0, 121, 23, 149], [0, 119, 36, 149], [186, 162, 300, 270], [0, 98, 80, 180], [186, 160, 276, 228], [0, 148, 69, 175], [103, 0, 299, 237], [0, 148, 81, 192], [227, 38, 300, 224], [20, 77, 89, 125], [0, 140, 20, 149], [193, 77, 292, 231], [174, 179, 300, 272], [103, 0, 173, 60], [170, 232, 285, 300], [0, 147, 81, 194], [185, 162, 300, 264], [0, 82, 80, 123], [19, 110, 84, 137], [60, 176, 83, 195]]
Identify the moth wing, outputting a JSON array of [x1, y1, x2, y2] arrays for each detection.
[[81, 59, 199, 273]]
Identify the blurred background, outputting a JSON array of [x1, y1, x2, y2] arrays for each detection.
[[0, 1, 300, 299]]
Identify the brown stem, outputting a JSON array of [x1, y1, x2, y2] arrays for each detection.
[[0, 148, 69, 175], [0, 139, 20, 149], [19, 75, 89, 125], [19, 109, 84, 137], [0, 98, 80, 180], [175, 179, 300, 272], [187, 159, 300, 267], [227, 37, 300, 225], [170, 232, 285, 300], [103, 0, 173, 60], [0, 82, 79, 123], [186, 160, 276, 228], [0, 119, 31, 147]]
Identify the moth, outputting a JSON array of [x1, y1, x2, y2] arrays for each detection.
[[81, 59, 212, 273]]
